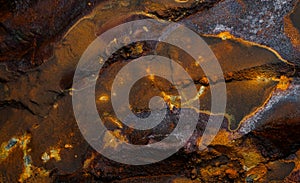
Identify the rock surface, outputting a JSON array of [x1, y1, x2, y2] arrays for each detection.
[[0, 0, 300, 182]]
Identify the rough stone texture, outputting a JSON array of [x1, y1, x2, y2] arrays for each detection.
[[0, 0, 105, 70], [0, 0, 300, 182], [183, 0, 300, 65]]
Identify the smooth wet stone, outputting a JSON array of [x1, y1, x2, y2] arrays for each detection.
[[237, 80, 300, 157]]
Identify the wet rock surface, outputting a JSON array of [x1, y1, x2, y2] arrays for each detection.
[[0, 0, 300, 182]]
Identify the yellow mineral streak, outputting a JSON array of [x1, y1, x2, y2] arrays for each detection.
[[161, 86, 206, 110], [232, 75, 292, 132], [175, 0, 189, 3], [233, 87, 274, 133], [83, 152, 96, 169], [181, 86, 205, 107], [203, 31, 295, 67], [19, 164, 32, 183], [107, 116, 123, 129]]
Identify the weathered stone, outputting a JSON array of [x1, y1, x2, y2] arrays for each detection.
[[0, 0, 299, 182]]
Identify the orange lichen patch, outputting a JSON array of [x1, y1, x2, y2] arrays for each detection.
[[0, 147, 10, 161], [273, 75, 292, 90], [19, 165, 33, 183], [199, 166, 215, 178], [130, 42, 144, 55], [246, 164, 268, 182], [203, 32, 295, 66], [198, 163, 240, 181], [225, 168, 238, 179], [201, 129, 233, 147]]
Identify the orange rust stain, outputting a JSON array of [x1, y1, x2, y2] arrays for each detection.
[[284, 16, 300, 51]]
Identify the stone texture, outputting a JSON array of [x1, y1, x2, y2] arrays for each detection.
[[0, 0, 299, 182]]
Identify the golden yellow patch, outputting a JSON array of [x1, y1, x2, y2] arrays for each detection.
[[274, 75, 292, 90]]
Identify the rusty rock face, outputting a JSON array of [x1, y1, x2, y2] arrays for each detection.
[[0, 0, 105, 70], [0, 0, 300, 182], [183, 0, 300, 64]]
